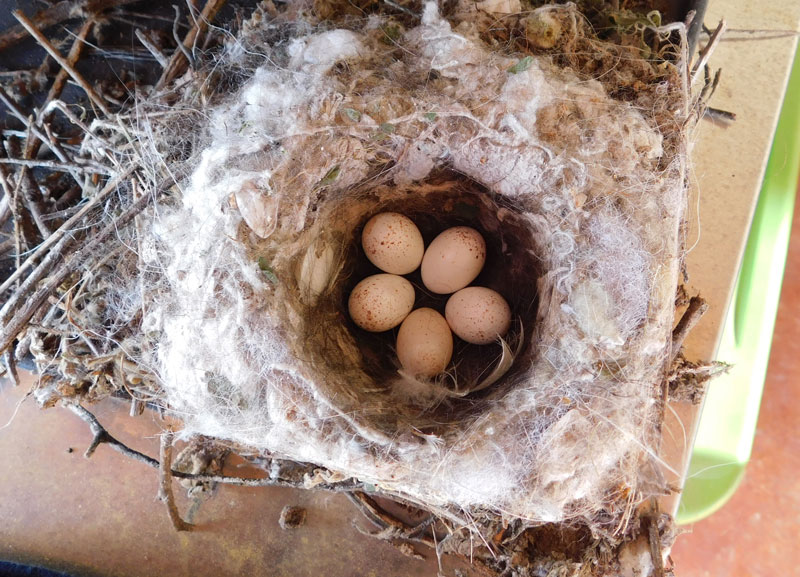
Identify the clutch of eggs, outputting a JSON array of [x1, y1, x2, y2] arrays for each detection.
[[348, 212, 511, 380]]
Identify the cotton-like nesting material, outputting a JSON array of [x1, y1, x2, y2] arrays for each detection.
[[144, 3, 687, 523]]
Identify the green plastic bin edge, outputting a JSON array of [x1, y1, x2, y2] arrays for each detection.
[[676, 48, 800, 525]]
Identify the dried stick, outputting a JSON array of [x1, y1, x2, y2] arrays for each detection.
[[0, 86, 75, 169], [2, 347, 20, 386], [346, 491, 436, 548], [13, 10, 112, 117], [0, 168, 134, 297], [646, 500, 665, 577], [0, 157, 111, 174], [0, 0, 74, 53], [13, 119, 53, 239], [159, 430, 193, 531], [0, 178, 154, 354], [23, 18, 94, 168], [671, 296, 708, 361], [690, 20, 726, 86], [135, 29, 169, 68], [155, 0, 228, 89], [66, 402, 159, 465]]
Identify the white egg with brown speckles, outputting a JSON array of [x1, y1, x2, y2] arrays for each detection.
[[396, 308, 453, 378], [348, 274, 415, 332], [362, 212, 424, 275], [445, 287, 511, 345], [420, 227, 486, 294]]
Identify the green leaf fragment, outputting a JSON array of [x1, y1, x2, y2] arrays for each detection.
[[508, 56, 533, 74], [423, 112, 437, 122], [342, 107, 362, 122], [258, 257, 279, 284], [372, 123, 396, 141], [318, 165, 341, 186]]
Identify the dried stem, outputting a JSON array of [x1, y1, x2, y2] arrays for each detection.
[[690, 20, 726, 86], [0, 168, 134, 297], [159, 429, 193, 531], [0, 86, 77, 171], [135, 29, 169, 68], [65, 402, 159, 465], [155, 0, 228, 89], [0, 157, 111, 174], [2, 347, 20, 386], [671, 296, 708, 361], [346, 491, 436, 548], [0, 178, 156, 354], [13, 10, 112, 117]]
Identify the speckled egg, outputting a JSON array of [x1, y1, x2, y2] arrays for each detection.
[[420, 227, 486, 294], [445, 287, 511, 345], [362, 212, 425, 275], [348, 274, 415, 332], [396, 308, 453, 378]]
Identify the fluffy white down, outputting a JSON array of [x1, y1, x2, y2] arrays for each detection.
[[146, 3, 685, 522]]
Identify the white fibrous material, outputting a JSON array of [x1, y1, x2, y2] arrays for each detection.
[[143, 3, 687, 524]]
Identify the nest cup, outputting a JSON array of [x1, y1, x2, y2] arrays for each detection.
[[301, 172, 540, 423], [144, 1, 690, 524]]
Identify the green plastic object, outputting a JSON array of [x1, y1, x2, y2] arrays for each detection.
[[677, 50, 800, 525]]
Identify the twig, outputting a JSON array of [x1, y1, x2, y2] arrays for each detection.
[[65, 402, 159, 465], [159, 429, 193, 531], [13, 10, 112, 117], [691, 20, 727, 86], [172, 6, 195, 69], [2, 347, 19, 386], [0, 157, 111, 175], [346, 491, 436, 548], [646, 500, 665, 577], [155, 0, 228, 90], [0, 86, 76, 170], [63, 401, 361, 490], [0, 175, 154, 354], [671, 296, 708, 361], [0, 168, 134, 297], [135, 29, 169, 68], [0, 0, 74, 53], [14, 118, 53, 239]]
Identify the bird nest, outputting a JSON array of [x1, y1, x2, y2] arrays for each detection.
[[0, 1, 724, 575]]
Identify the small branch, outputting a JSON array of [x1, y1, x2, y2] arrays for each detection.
[[0, 175, 154, 354], [0, 0, 74, 53], [646, 500, 665, 577], [671, 296, 708, 361], [135, 29, 169, 68], [346, 491, 436, 548], [0, 157, 110, 175], [159, 429, 193, 531], [0, 167, 134, 298], [155, 0, 228, 90], [2, 346, 19, 386], [0, 86, 76, 170], [65, 402, 159, 466], [691, 20, 727, 86], [13, 10, 112, 117]]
